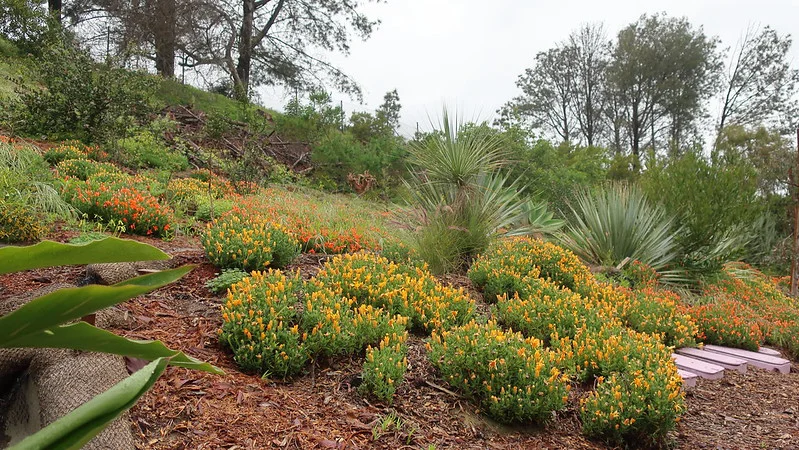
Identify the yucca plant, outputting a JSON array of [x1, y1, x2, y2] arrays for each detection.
[[508, 197, 565, 238], [559, 182, 681, 282], [400, 109, 527, 273]]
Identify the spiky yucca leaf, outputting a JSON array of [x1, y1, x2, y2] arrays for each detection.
[[559, 183, 680, 278]]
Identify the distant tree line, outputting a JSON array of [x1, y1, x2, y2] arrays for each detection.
[[498, 14, 799, 167]]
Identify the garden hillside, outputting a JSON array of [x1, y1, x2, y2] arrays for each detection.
[[1, 8, 799, 450]]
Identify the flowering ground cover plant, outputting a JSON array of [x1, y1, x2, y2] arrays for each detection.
[[43, 140, 109, 164], [219, 254, 473, 402]]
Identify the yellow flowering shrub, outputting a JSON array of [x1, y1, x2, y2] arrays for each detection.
[[469, 237, 595, 298], [202, 214, 300, 271], [361, 329, 409, 403], [0, 200, 46, 243], [554, 325, 672, 383], [427, 320, 570, 424], [580, 361, 685, 447], [496, 278, 608, 344], [220, 270, 307, 378], [625, 288, 698, 348], [55, 158, 118, 180], [313, 252, 475, 333]]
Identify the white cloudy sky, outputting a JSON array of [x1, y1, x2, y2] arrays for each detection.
[[257, 0, 799, 137]]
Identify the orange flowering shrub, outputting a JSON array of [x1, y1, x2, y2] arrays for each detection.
[[61, 177, 173, 237], [427, 320, 570, 424], [687, 299, 764, 351]]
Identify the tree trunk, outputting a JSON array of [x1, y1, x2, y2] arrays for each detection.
[[235, 0, 255, 101], [48, 0, 62, 22], [152, 0, 177, 78]]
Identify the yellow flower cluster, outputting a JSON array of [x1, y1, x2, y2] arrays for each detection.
[[314, 252, 475, 333], [202, 214, 300, 271]]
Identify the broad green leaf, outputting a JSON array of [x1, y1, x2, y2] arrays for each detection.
[[0, 238, 169, 275], [9, 358, 169, 450], [0, 267, 193, 344], [6, 322, 223, 374]]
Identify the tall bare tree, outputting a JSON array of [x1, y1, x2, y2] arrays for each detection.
[[565, 23, 610, 147], [716, 25, 799, 143]]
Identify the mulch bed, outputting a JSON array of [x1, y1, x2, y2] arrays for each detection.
[[2, 233, 798, 449]]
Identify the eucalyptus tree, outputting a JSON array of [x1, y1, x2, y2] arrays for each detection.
[[565, 23, 610, 147], [608, 13, 721, 162], [180, 0, 382, 100], [716, 25, 799, 142]]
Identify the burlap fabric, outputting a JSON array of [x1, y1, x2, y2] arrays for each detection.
[[0, 258, 174, 449]]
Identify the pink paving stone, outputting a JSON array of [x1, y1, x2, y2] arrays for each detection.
[[758, 347, 782, 357], [678, 369, 698, 388], [675, 347, 747, 374], [672, 354, 725, 380], [703, 345, 791, 374]]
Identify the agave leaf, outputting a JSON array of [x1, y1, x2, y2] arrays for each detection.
[[8, 358, 169, 450], [0, 238, 170, 274], [0, 267, 192, 344]]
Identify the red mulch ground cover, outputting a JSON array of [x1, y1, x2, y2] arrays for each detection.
[[2, 233, 798, 449]]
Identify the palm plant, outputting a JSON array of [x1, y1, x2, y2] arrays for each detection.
[[400, 109, 527, 273], [559, 182, 681, 281]]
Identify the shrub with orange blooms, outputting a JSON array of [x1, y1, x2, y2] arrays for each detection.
[[580, 360, 685, 448], [360, 325, 409, 403], [687, 298, 764, 351], [61, 178, 173, 237], [202, 214, 300, 271], [427, 320, 571, 424]]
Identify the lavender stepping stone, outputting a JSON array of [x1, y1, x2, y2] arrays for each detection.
[[672, 354, 725, 380], [703, 345, 791, 374], [678, 369, 698, 388], [676, 348, 747, 374], [758, 347, 782, 357]]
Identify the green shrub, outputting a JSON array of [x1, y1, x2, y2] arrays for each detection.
[[194, 198, 235, 222], [115, 131, 188, 171], [201, 214, 300, 271], [0, 199, 46, 242], [205, 268, 250, 295], [400, 110, 527, 273], [427, 320, 570, 424], [14, 39, 156, 141]]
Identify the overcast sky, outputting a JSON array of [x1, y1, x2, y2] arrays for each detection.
[[257, 0, 799, 137]]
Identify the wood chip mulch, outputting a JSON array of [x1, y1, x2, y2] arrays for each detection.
[[2, 234, 799, 449]]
